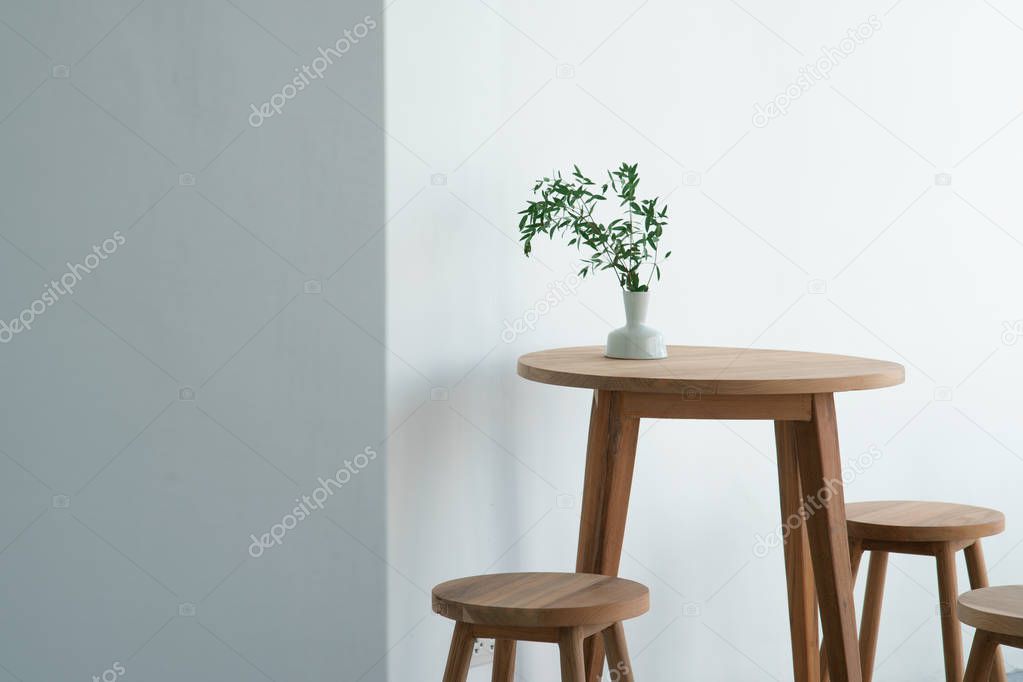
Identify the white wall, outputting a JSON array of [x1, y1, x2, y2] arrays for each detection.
[[385, 0, 1023, 679]]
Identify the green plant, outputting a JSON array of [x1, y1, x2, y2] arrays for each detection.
[[517, 162, 670, 292]]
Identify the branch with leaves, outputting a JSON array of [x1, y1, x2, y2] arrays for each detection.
[[517, 162, 671, 292]]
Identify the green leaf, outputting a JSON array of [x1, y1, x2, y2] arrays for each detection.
[[516, 163, 671, 290]]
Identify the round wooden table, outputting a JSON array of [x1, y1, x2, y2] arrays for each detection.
[[518, 345, 905, 682]]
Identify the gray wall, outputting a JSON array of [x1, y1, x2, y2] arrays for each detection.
[[0, 1, 387, 680]]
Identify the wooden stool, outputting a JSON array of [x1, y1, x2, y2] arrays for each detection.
[[960, 586, 1023, 681], [432, 572, 649, 682], [821, 501, 1006, 682]]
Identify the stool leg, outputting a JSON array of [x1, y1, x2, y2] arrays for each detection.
[[559, 627, 586, 682], [819, 539, 864, 682], [492, 639, 516, 682], [965, 541, 1007, 682], [859, 551, 889, 682], [602, 622, 635, 682], [964, 630, 999, 682], [936, 543, 965, 682], [442, 622, 475, 682]]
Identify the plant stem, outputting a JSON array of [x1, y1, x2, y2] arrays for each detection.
[[621, 202, 630, 288], [645, 246, 658, 287]]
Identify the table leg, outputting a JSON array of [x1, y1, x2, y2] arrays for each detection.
[[819, 540, 866, 682], [576, 390, 640, 682], [792, 394, 862, 682], [775, 421, 820, 682]]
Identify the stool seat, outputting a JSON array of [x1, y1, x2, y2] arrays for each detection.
[[433, 573, 649, 681], [432, 572, 649, 628], [959, 586, 1023, 639], [820, 500, 1007, 682], [846, 500, 1005, 543]]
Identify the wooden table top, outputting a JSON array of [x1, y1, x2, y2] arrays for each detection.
[[517, 346, 905, 396]]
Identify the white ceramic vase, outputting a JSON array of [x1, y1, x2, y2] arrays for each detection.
[[605, 290, 667, 360]]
